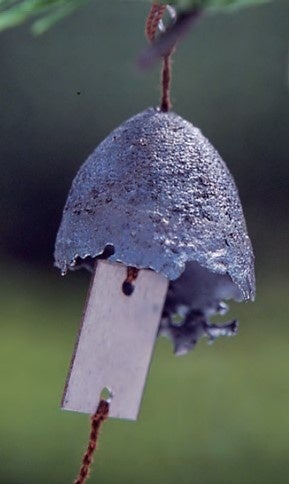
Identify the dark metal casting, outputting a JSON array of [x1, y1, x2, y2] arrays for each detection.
[[55, 107, 255, 302]]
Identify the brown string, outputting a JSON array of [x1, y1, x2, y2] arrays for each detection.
[[74, 400, 109, 484], [145, 2, 166, 42], [126, 266, 139, 284], [145, 2, 175, 112], [161, 54, 171, 112]]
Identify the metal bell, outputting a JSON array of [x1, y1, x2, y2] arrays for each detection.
[[55, 107, 255, 300]]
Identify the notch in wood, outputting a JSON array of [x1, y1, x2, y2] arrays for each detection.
[[62, 260, 168, 420]]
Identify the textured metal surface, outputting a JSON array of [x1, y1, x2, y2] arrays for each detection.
[[62, 260, 168, 420], [55, 107, 255, 300], [165, 261, 243, 317], [160, 261, 242, 355]]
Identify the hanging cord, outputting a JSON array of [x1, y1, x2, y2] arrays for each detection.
[[161, 54, 171, 112], [145, 2, 175, 112], [74, 399, 110, 484], [145, 3, 166, 43]]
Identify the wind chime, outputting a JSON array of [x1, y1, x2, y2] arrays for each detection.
[[54, 3, 255, 483]]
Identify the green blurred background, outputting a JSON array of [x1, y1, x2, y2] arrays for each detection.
[[1, 1, 289, 483]]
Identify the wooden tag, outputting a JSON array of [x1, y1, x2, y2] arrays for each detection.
[[62, 260, 168, 420]]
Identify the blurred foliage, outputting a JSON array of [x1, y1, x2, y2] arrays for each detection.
[[0, 0, 87, 34], [0, 0, 270, 34], [1, 264, 289, 483]]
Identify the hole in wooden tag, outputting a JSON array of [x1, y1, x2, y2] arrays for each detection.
[[122, 267, 139, 296], [122, 281, 135, 296]]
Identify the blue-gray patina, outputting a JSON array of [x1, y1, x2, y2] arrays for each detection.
[[55, 107, 255, 301]]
